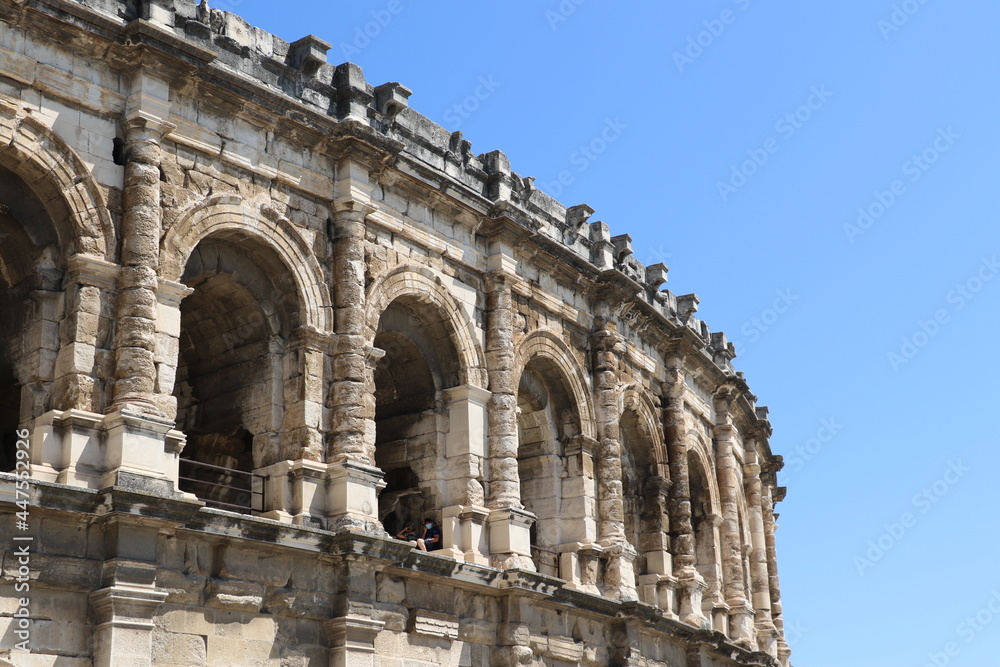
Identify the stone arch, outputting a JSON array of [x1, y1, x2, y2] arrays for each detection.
[[164, 196, 326, 511], [365, 265, 486, 533], [161, 194, 332, 332], [0, 101, 114, 260], [513, 329, 596, 570], [734, 464, 754, 609], [621, 385, 667, 472], [619, 384, 669, 593], [686, 437, 724, 623], [364, 265, 486, 389], [685, 432, 720, 517], [513, 329, 596, 440]]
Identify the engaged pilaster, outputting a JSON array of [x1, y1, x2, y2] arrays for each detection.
[[325, 157, 384, 532], [662, 353, 708, 628], [111, 71, 173, 416], [591, 319, 637, 602], [483, 230, 534, 569], [713, 386, 753, 646], [763, 479, 792, 666], [745, 448, 777, 656]]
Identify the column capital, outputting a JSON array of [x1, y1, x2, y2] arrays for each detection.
[[65, 253, 119, 290], [442, 383, 492, 406]]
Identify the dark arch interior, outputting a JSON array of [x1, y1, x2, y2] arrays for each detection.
[[0, 167, 62, 472], [374, 298, 458, 533], [174, 235, 298, 511]]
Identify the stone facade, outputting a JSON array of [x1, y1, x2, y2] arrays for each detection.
[[0, 0, 792, 665]]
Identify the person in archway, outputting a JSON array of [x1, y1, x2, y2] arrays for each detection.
[[416, 517, 441, 551], [395, 520, 418, 545]]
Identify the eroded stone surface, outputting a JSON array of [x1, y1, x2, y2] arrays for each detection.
[[0, 0, 791, 664]]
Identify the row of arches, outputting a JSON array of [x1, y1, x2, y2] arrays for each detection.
[[0, 118, 761, 626]]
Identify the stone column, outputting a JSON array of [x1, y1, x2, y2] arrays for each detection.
[[327, 177, 376, 465], [745, 448, 777, 656], [111, 73, 172, 416], [662, 354, 707, 628], [256, 327, 334, 526], [763, 483, 791, 666], [713, 387, 752, 646], [484, 271, 519, 509], [279, 327, 329, 463], [151, 278, 192, 424], [591, 319, 636, 602], [483, 253, 533, 569], [325, 159, 384, 532], [97, 71, 184, 494], [326, 616, 384, 667]]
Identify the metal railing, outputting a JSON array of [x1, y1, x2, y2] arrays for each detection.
[[530, 544, 560, 577], [178, 458, 265, 514]]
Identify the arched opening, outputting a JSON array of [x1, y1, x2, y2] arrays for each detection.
[[517, 358, 579, 575], [0, 166, 63, 471], [620, 409, 662, 588], [373, 297, 459, 535], [688, 452, 722, 615], [173, 234, 299, 512]]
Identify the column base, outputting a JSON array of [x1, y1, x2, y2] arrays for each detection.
[[558, 542, 602, 594], [30, 409, 191, 497], [256, 458, 328, 528], [326, 459, 386, 533], [598, 541, 639, 602], [440, 504, 490, 564], [677, 569, 710, 629], [488, 507, 535, 571], [637, 573, 678, 618]]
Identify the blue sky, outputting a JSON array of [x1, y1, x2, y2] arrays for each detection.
[[225, 2, 1000, 664]]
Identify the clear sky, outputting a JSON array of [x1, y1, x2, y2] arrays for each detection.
[[223, 2, 1000, 664]]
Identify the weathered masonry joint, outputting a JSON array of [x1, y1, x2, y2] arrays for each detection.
[[0, 0, 792, 665]]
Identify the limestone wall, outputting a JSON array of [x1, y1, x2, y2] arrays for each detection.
[[0, 0, 791, 665]]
